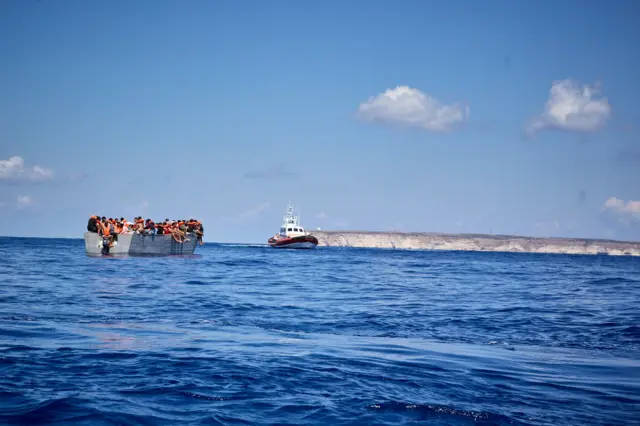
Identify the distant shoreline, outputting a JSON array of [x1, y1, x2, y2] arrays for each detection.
[[311, 230, 639, 244], [310, 230, 640, 256]]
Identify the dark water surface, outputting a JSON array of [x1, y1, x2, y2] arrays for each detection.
[[0, 237, 638, 425]]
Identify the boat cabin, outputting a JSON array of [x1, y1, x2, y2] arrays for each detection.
[[280, 225, 306, 237], [277, 203, 307, 238]]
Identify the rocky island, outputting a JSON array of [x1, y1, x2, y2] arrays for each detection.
[[311, 231, 640, 256]]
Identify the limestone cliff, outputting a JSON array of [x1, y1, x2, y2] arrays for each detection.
[[310, 231, 640, 256]]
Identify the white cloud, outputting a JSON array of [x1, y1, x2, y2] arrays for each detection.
[[0, 195, 36, 210], [602, 197, 640, 216], [528, 79, 611, 135], [357, 86, 469, 132], [315, 212, 328, 220], [0, 156, 54, 183], [16, 195, 34, 209]]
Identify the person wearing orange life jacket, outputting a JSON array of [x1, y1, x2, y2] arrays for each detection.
[[99, 218, 114, 247], [100, 221, 110, 236], [168, 221, 186, 243], [119, 217, 130, 234], [131, 217, 144, 234], [95, 217, 104, 234], [192, 220, 204, 245], [108, 218, 119, 242]]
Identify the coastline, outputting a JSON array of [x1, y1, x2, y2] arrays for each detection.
[[2, 233, 640, 256], [310, 230, 640, 256]]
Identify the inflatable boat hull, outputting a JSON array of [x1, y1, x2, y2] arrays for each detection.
[[84, 232, 199, 256]]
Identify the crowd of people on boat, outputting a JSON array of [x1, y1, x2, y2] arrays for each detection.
[[87, 215, 204, 245]]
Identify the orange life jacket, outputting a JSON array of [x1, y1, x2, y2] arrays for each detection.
[[102, 224, 111, 236]]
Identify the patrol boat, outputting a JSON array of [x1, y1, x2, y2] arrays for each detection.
[[267, 203, 319, 249]]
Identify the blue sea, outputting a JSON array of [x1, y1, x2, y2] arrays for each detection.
[[0, 238, 638, 425]]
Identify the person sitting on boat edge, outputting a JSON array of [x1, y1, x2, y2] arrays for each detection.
[[144, 218, 156, 235], [87, 215, 99, 233], [173, 221, 189, 243], [132, 217, 144, 234], [109, 218, 120, 242], [98, 217, 109, 234], [195, 221, 204, 245], [186, 219, 204, 245], [119, 217, 129, 233], [97, 217, 114, 247]]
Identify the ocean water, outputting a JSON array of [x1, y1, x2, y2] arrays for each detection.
[[0, 238, 638, 425]]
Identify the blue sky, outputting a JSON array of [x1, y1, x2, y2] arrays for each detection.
[[1, 0, 639, 242]]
